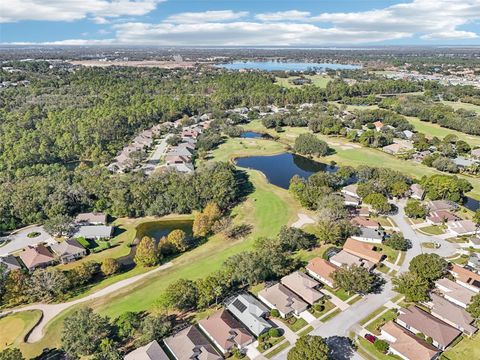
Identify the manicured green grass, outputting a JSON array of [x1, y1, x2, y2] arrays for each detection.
[[323, 285, 351, 301], [405, 115, 480, 147], [320, 308, 341, 322], [442, 101, 480, 114], [359, 306, 387, 326], [365, 309, 397, 335], [376, 245, 399, 263], [265, 341, 291, 359], [281, 317, 308, 332], [298, 325, 314, 336], [357, 337, 402, 360], [210, 137, 287, 163], [275, 75, 331, 89], [442, 333, 480, 360], [421, 242, 439, 249], [0, 311, 42, 352], [419, 225, 445, 236], [396, 251, 406, 266], [347, 295, 362, 305], [309, 300, 336, 318], [257, 336, 285, 353]]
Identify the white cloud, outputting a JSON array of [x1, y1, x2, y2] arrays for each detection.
[[0, 0, 163, 23], [165, 10, 249, 24], [254, 10, 311, 22]]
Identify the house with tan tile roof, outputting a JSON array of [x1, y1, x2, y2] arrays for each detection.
[[396, 306, 461, 350], [449, 264, 480, 293], [258, 283, 308, 318], [329, 250, 375, 271], [19, 244, 55, 271], [343, 238, 383, 264], [426, 293, 477, 336], [280, 271, 324, 305], [306, 258, 338, 288], [198, 309, 253, 354], [446, 220, 478, 236], [75, 212, 107, 225], [380, 321, 439, 360], [163, 325, 221, 360], [124, 340, 169, 360], [435, 278, 476, 308]]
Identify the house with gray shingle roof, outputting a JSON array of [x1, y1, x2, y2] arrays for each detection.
[[124, 340, 169, 360], [225, 293, 271, 337], [0, 255, 22, 272], [51, 239, 87, 264]]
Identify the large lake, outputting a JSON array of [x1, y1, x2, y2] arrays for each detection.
[[235, 152, 336, 189], [215, 61, 361, 72]]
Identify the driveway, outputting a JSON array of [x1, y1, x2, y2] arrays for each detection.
[[143, 134, 172, 174], [0, 225, 53, 256]]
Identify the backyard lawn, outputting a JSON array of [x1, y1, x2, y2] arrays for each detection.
[[442, 333, 480, 360], [365, 309, 398, 335], [419, 225, 445, 236]]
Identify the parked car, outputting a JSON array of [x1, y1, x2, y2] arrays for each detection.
[[364, 333, 376, 344]]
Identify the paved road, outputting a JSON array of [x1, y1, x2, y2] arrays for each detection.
[[0, 225, 53, 256], [143, 134, 172, 174], [0, 262, 173, 343], [390, 199, 459, 273]]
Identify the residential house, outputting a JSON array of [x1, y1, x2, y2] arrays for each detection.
[[329, 250, 375, 271], [373, 121, 384, 131], [472, 148, 480, 159], [449, 264, 480, 293], [258, 283, 308, 318], [426, 200, 457, 212], [75, 212, 107, 225], [198, 309, 253, 354], [403, 130, 414, 140], [343, 194, 361, 206], [280, 271, 324, 305], [0, 255, 22, 272], [225, 294, 271, 337], [350, 217, 379, 229], [124, 340, 169, 360], [468, 236, 480, 249], [382, 142, 413, 156], [351, 227, 385, 244], [435, 278, 476, 308], [341, 184, 360, 199], [51, 239, 87, 264], [306, 258, 338, 288], [343, 238, 383, 265], [426, 210, 460, 225], [426, 294, 477, 336], [72, 225, 113, 240], [446, 220, 477, 237], [167, 163, 194, 173], [167, 146, 193, 157], [19, 244, 55, 271], [357, 207, 370, 217], [165, 154, 191, 165], [396, 306, 461, 350], [380, 321, 439, 360], [410, 184, 425, 200], [467, 253, 480, 272], [453, 157, 477, 168], [163, 325, 221, 360]]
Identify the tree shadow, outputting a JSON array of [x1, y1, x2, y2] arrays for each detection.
[[325, 336, 356, 360]]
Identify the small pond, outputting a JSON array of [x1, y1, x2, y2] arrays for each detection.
[[215, 61, 361, 72], [137, 219, 193, 242], [235, 152, 337, 189], [464, 197, 479, 212], [241, 131, 268, 139]]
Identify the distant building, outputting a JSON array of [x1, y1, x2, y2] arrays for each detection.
[[75, 212, 107, 225], [410, 184, 425, 200]]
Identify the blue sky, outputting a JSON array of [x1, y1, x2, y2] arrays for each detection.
[[1, 0, 480, 46]]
